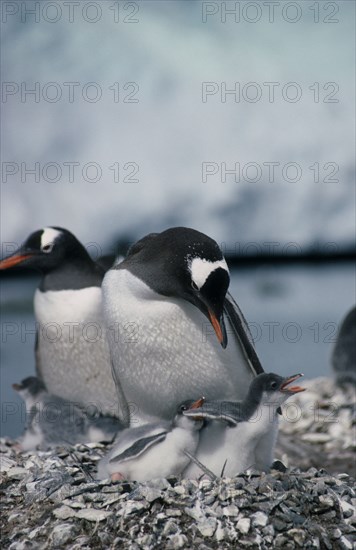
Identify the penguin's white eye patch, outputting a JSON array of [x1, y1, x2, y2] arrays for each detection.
[[41, 227, 61, 250], [188, 257, 229, 290]]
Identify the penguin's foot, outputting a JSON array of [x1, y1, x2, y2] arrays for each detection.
[[111, 472, 126, 482], [271, 459, 287, 472], [12, 441, 23, 453]]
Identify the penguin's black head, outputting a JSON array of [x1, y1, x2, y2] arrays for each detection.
[[12, 376, 46, 397], [122, 227, 230, 348], [0, 227, 91, 273], [249, 372, 305, 405]]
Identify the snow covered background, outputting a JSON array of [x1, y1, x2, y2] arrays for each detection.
[[1, 0, 355, 253]]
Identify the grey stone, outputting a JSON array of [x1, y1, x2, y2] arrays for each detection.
[[197, 518, 216, 537], [74, 508, 112, 522], [251, 511, 268, 527], [50, 523, 77, 546], [236, 517, 250, 534]]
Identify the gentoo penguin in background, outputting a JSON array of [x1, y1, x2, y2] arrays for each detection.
[[13, 377, 120, 450], [183, 373, 305, 478], [103, 227, 263, 426], [1, 227, 126, 419], [332, 306, 356, 385], [97, 397, 204, 481]]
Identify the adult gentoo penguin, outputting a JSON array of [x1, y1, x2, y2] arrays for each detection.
[[332, 306, 356, 385], [183, 373, 305, 477], [103, 227, 263, 425], [0, 227, 125, 419]]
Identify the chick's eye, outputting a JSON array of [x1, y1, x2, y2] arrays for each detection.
[[42, 244, 53, 253], [180, 405, 187, 412], [191, 281, 199, 291], [270, 381, 277, 389]]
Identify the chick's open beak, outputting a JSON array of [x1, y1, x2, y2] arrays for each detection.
[[186, 396, 205, 421], [280, 373, 306, 393], [188, 397, 205, 410]]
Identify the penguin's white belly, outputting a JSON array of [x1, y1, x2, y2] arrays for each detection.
[[103, 270, 253, 424], [21, 427, 44, 451], [34, 288, 118, 417], [186, 422, 254, 478], [187, 407, 279, 478], [184, 422, 228, 478], [111, 428, 198, 482]]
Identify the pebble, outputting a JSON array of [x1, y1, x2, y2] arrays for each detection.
[[339, 536, 354, 550], [222, 504, 239, 517], [6, 467, 28, 480], [0, 456, 17, 473], [197, 518, 216, 537], [166, 533, 187, 549], [53, 505, 76, 520], [74, 508, 112, 522], [236, 517, 250, 534], [50, 523, 77, 546], [340, 500, 355, 517], [301, 433, 332, 443], [251, 511, 268, 527]]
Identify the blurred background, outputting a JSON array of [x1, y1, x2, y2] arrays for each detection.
[[1, 1, 355, 437]]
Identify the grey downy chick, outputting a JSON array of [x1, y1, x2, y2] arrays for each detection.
[[97, 398, 204, 482], [183, 373, 305, 478], [13, 377, 121, 450]]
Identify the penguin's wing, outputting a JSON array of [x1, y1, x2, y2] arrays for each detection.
[[224, 292, 264, 376], [109, 430, 168, 464], [184, 401, 246, 427], [34, 330, 45, 381], [108, 422, 170, 464]]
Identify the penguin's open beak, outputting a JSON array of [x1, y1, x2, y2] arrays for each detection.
[[280, 373, 306, 393], [188, 397, 205, 410], [0, 250, 34, 270], [187, 396, 205, 421]]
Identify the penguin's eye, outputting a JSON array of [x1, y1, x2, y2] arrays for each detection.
[[42, 244, 53, 253], [180, 405, 188, 412], [270, 381, 278, 390], [191, 281, 199, 291]]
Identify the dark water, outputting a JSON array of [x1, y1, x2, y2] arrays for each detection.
[[1, 264, 354, 438]]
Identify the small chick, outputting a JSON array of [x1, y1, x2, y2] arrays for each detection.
[[183, 373, 305, 478], [97, 398, 204, 482], [13, 377, 121, 450]]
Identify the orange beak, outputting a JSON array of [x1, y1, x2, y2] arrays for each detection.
[[188, 396, 205, 410], [280, 373, 306, 393], [0, 253, 33, 270], [208, 309, 226, 347]]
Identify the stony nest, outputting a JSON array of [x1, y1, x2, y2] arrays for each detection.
[[1, 377, 355, 549]]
